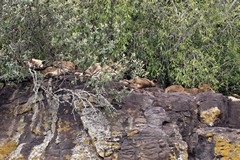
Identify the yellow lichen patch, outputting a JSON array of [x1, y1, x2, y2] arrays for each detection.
[[97, 149, 113, 157], [100, 141, 108, 146], [112, 152, 119, 160], [112, 143, 120, 149], [43, 122, 49, 128], [111, 131, 122, 138], [207, 137, 213, 142], [203, 132, 214, 143], [104, 150, 113, 157], [32, 128, 43, 136], [0, 141, 17, 155], [77, 150, 84, 155], [83, 139, 89, 145], [205, 132, 213, 137], [65, 154, 71, 160], [100, 141, 120, 149], [64, 109, 69, 114], [169, 152, 177, 160], [200, 107, 221, 126], [127, 129, 139, 137], [214, 135, 240, 160], [174, 142, 188, 160], [58, 125, 71, 132], [57, 121, 71, 132]]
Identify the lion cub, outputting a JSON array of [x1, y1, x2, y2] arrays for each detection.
[[28, 58, 75, 76], [198, 83, 214, 93], [165, 83, 214, 94], [85, 63, 102, 76], [165, 85, 185, 93], [28, 58, 45, 68], [85, 61, 125, 77], [122, 77, 158, 89], [183, 88, 199, 94]]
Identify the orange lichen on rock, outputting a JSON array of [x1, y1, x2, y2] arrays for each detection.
[[127, 129, 139, 137], [199, 130, 240, 160], [0, 141, 17, 156], [213, 135, 240, 159]]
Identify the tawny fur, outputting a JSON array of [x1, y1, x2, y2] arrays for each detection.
[[198, 84, 214, 93], [27, 58, 45, 68], [39, 66, 61, 76], [85, 63, 102, 76], [51, 61, 75, 70], [165, 85, 184, 93], [183, 88, 199, 94], [123, 77, 158, 89], [28, 59, 75, 76], [165, 84, 214, 94]]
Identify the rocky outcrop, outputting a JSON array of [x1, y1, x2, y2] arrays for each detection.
[[0, 80, 240, 159], [195, 127, 240, 160]]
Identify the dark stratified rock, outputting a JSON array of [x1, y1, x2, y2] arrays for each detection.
[[227, 97, 240, 128], [112, 90, 194, 159], [0, 80, 240, 160], [194, 127, 240, 160], [196, 92, 229, 127]]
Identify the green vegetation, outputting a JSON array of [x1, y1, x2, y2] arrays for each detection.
[[0, 0, 239, 95]]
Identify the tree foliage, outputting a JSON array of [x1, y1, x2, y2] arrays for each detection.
[[0, 0, 239, 95]]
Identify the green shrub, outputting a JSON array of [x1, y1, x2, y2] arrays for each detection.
[[0, 0, 239, 95]]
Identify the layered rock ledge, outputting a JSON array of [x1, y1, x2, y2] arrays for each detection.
[[0, 80, 240, 160]]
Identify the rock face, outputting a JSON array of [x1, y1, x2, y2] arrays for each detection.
[[0, 80, 240, 159]]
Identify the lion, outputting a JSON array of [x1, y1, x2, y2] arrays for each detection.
[[165, 85, 185, 93], [165, 83, 214, 94], [122, 77, 158, 89], [198, 83, 214, 93], [85, 63, 102, 76], [27, 58, 76, 76], [183, 88, 199, 94]]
